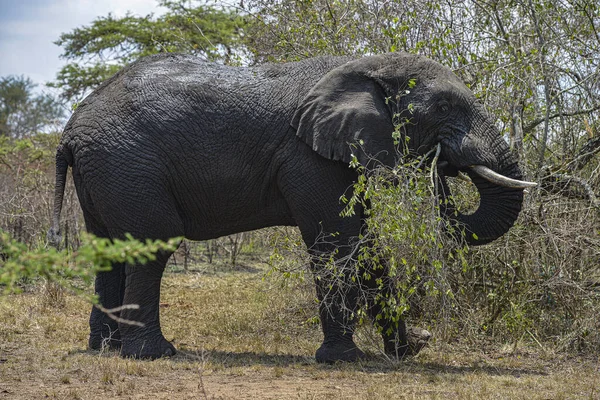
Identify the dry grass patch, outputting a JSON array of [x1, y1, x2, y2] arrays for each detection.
[[0, 261, 598, 399]]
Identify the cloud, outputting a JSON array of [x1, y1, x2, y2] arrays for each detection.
[[0, 0, 164, 91]]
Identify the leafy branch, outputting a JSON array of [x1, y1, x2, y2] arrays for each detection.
[[0, 230, 181, 296]]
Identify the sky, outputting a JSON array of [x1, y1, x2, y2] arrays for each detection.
[[0, 0, 166, 95]]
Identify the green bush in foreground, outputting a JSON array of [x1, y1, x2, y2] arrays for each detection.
[[0, 230, 180, 301]]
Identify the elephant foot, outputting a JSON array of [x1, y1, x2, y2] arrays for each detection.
[[407, 326, 431, 355], [120, 331, 176, 359], [315, 341, 365, 363], [89, 333, 121, 351], [384, 326, 431, 359], [89, 324, 121, 351]]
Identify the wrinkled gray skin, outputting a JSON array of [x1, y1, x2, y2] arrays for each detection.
[[49, 53, 525, 362]]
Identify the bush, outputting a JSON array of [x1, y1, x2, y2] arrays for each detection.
[[0, 230, 179, 309]]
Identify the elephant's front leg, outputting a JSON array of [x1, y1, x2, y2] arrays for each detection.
[[118, 251, 176, 359], [311, 247, 366, 363], [363, 270, 431, 358]]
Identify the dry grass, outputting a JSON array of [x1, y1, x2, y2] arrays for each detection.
[[0, 259, 598, 400]]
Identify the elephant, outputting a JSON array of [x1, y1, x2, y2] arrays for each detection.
[[48, 52, 535, 363]]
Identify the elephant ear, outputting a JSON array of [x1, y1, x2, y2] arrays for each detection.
[[291, 65, 397, 167]]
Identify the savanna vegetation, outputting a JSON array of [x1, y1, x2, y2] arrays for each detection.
[[1, 0, 599, 398]]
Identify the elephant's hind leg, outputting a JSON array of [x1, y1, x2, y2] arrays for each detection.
[[113, 223, 181, 359], [91, 189, 184, 359], [88, 264, 126, 351], [82, 212, 125, 351], [118, 249, 178, 359]]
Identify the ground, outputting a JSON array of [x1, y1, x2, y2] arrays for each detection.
[[1, 260, 598, 399]]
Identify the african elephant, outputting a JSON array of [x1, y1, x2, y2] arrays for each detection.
[[48, 52, 535, 363]]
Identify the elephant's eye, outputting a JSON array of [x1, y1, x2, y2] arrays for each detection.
[[438, 102, 451, 115]]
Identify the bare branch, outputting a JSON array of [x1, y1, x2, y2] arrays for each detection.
[[523, 106, 600, 134], [567, 136, 600, 172]]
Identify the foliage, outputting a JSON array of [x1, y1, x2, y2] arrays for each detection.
[[243, 0, 453, 61], [347, 156, 468, 332], [0, 133, 71, 248], [466, 199, 600, 351], [51, 0, 247, 101], [0, 229, 180, 297], [0, 76, 64, 138]]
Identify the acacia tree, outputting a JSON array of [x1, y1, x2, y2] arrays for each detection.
[[51, 0, 247, 102]]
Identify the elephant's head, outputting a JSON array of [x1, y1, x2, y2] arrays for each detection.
[[292, 52, 535, 245]]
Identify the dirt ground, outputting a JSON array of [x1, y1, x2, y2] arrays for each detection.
[[1, 345, 598, 399], [1, 269, 599, 399]]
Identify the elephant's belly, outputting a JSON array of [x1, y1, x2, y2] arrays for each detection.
[[181, 197, 296, 241]]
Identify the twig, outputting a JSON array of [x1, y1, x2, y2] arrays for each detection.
[[429, 143, 442, 189], [523, 105, 600, 134], [526, 329, 548, 354], [542, 173, 599, 208], [196, 349, 210, 400], [416, 144, 441, 171], [93, 303, 144, 327]]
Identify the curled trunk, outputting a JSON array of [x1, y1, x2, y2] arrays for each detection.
[[438, 163, 525, 246]]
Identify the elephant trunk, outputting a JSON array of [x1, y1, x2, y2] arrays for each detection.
[[438, 161, 525, 246]]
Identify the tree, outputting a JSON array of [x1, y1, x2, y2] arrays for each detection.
[[243, 1, 452, 62], [51, 0, 247, 102], [0, 76, 64, 138]]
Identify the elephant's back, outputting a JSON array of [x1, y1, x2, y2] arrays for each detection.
[[61, 56, 247, 155], [73, 54, 255, 121], [89, 53, 355, 116], [66, 52, 355, 135], [119, 53, 258, 93], [68, 54, 290, 139], [59, 53, 356, 176]]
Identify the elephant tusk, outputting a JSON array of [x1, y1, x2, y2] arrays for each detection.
[[469, 165, 538, 188]]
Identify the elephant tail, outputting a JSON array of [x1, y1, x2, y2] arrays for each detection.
[[47, 145, 71, 249]]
